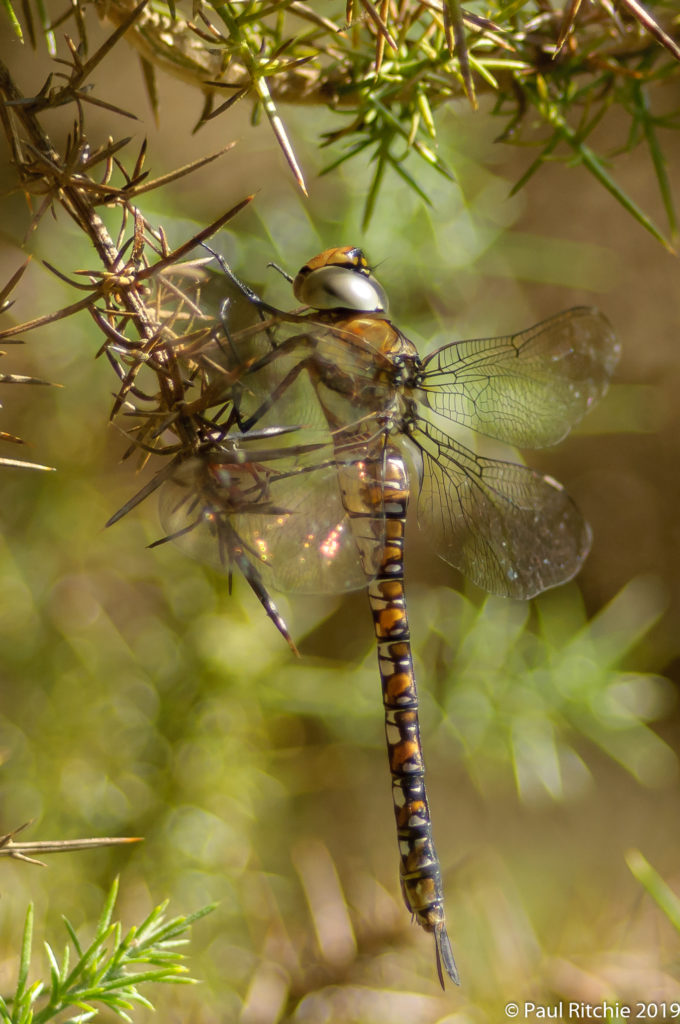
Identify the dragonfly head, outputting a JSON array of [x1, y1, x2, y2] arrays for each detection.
[[293, 246, 388, 314]]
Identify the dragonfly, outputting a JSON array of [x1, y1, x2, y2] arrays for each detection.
[[169, 245, 620, 985]]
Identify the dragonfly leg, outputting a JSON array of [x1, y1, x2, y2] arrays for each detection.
[[240, 355, 316, 433], [202, 243, 278, 314]]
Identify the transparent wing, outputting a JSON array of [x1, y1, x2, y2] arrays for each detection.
[[419, 308, 620, 448], [158, 439, 386, 596], [413, 422, 592, 599], [221, 313, 404, 432], [230, 454, 387, 593]]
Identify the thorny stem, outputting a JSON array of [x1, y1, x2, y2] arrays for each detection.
[[89, 0, 680, 234], [0, 51, 299, 647], [0, 56, 209, 452], [0, 822, 141, 866]]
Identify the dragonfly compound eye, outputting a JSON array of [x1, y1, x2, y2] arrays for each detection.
[[293, 264, 388, 314]]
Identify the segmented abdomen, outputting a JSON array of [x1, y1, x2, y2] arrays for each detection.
[[345, 446, 459, 986]]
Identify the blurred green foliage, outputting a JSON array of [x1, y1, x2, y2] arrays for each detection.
[[627, 850, 680, 934]]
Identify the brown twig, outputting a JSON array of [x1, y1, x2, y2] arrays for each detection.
[[0, 822, 142, 866]]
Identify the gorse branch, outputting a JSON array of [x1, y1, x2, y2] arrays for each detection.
[[0, 879, 215, 1024], [0, 258, 55, 470], [4, 0, 676, 236], [0, 822, 141, 866], [0, 53, 299, 644]]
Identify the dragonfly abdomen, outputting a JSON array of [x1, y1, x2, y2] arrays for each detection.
[[364, 451, 459, 986]]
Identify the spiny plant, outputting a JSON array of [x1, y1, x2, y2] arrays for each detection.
[[2, 1, 679, 238], [0, 46, 300, 639], [0, 878, 214, 1024], [0, 260, 54, 471], [0, 822, 140, 866]]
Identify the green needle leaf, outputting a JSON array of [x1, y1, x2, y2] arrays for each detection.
[[627, 850, 680, 932], [16, 904, 34, 1004]]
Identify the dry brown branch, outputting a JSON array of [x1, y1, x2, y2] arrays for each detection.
[[0, 46, 302, 643], [0, 822, 142, 867]]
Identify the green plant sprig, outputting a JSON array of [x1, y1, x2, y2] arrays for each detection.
[[510, 70, 678, 252], [0, 879, 215, 1024]]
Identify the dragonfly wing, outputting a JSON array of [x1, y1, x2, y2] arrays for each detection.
[[231, 454, 386, 593], [419, 307, 619, 448], [226, 313, 402, 430], [159, 441, 385, 596], [413, 422, 592, 599]]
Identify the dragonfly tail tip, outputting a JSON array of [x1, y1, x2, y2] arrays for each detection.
[[434, 922, 460, 987]]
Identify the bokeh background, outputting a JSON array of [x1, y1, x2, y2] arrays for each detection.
[[1, 8, 680, 1021]]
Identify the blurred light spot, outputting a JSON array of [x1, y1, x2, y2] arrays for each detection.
[[240, 960, 289, 1024], [48, 574, 103, 632], [161, 805, 249, 873], [291, 839, 356, 968], [59, 758, 130, 826]]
